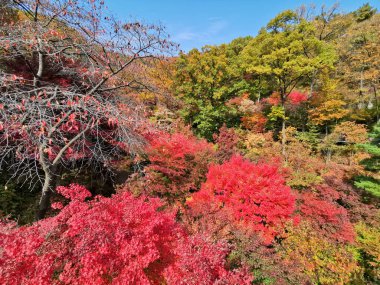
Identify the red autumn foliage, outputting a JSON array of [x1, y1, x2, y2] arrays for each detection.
[[241, 113, 268, 132], [187, 155, 296, 243], [56, 184, 91, 201], [0, 184, 251, 285], [164, 235, 252, 285], [264, 91, 307, 106], [213, 124, 241, 162], [227, 96, 245, 106], [265, 92, 281, 106], [134, 132, 214, 203], [299, 192, 355, 243], [0, 0, 174, 220], [320, 170, 379, 226], [287, 91, 308, 105]]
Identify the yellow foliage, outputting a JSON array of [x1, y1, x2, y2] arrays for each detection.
[[333, 121, 368, 144], [281, 222, 358, 285], [355, 221, 380, 281], [244, 132, 281, 161], [309, 99, 349, 125]]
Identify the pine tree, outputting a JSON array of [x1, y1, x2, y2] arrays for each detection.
[[355, 123, 380, 197]]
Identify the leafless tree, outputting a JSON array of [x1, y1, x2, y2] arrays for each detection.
[[0, 0, 175, 219]]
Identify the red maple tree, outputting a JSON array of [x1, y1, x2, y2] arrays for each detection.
[[0, 184, 252, 284], [0, 0, 174, 219], [129, 131, 214, 204], [287, 91, 308, 106], [299, 192, 355, 242], [187, 155, 296, 243]]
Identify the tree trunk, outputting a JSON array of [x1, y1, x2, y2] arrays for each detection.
[[374, 85, 379, 122], [349, 151, 353, 166], [280, 90, 287, 160], [326, 149, 332, 164], [35, 166, 58, 221], [309, 70, 317, 99], [281, 118, 287, 160]]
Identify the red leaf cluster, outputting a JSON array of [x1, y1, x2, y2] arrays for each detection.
[[0, 184, 251, 284], [241, 113, 268, 133], [263, 91, 307, 106], [287, 91, 308, 105], [164, 235, 252, 285], [56, 184, 91, 201], [299, 192, 355, 243], [187, 155, 296, 243], [140, 132, 214, 202], [213, 124, 241, 162], [265, 92, 281, 106]]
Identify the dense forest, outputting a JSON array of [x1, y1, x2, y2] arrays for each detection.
[[0, 0, 379, 284]]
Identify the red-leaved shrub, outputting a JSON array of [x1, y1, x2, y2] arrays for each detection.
[[213, 124, 241, 162], [137, 132, 215, 203], [287, 91, 308, 106], [0, 184, 251, 285], [299, 192, 355, 243], [187, 155, 296, 243]]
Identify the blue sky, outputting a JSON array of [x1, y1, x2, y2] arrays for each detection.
[[106, 0, 380, 52]]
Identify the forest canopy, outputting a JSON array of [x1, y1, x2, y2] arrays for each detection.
[[0, 1, 379, 284]]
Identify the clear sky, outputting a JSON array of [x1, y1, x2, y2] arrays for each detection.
[[105, 0, 380, 52]]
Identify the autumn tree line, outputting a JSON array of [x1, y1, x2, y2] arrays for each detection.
[[0, 1, 379, 284]]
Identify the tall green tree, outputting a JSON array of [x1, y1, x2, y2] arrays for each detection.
[[336, 13, 380, 122], [241, 10, 336, 157], [174, 37, 254, 140], [355, 123, 380, 198]]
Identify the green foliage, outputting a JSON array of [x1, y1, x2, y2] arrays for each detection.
[[241, 12, 336, 98], [354, 176, 380, 198], [355, 222, 380, 282], [287, 171, 323, 189], [358, 123, 380, 171], [295, 125, 321, 151], [266, 10, 299, 33], [353, 3, 377, 22], [174, 38, 255, 140], [2, 3, 380, 282], [355, 123, 380, 197], [267, 105, 286, 121], [180, 102, 241, 140], [0, 174, 38, 224], [361, 144, 380, 157], [0, 183, 19, 215]]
